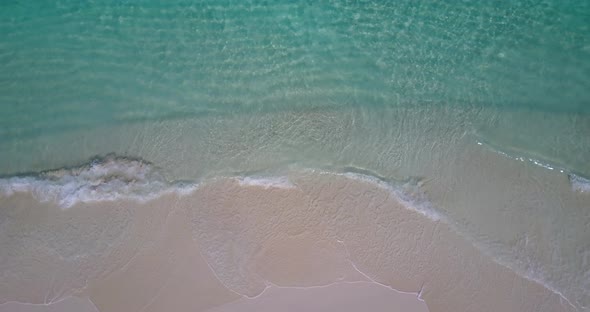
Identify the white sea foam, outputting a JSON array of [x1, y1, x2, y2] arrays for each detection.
[[334, 170, 580, 308], [475, 140, 567, 171], [0, 155, 197, 208], [569, 174, 590, 193], [334, 171, 444, 221], [236, 176, 296, 189], [234, 170, 442, 221]]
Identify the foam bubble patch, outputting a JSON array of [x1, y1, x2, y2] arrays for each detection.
[[569, 174, 590, 193], [335, 171, 444, 221], [0, 155, 197, 208], [236, 176, 296, 189]]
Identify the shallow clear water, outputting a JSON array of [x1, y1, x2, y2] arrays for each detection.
[[1, 0, 589, 175], [1, 1, 589, 139], [1, 0, 589, 310]]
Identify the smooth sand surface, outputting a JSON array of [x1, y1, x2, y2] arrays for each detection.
[[190, 174, 577, 312], [206, 282, 429, 312], [0, 171, 580, 312], [0, 297, 98, 312], [83, 198, 241, 312]]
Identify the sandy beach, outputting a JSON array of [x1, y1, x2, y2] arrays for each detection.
[[0, 170, 578, 312]]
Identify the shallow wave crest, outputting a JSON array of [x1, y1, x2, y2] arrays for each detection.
[[0, 154, 197, 208]]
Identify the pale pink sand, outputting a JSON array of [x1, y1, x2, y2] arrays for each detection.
[[190, 175, 577, 312], [206, 282, 429, 312], [0, 172, 578, 312], [83, 197, 241, 312], [0, 297, 98, 312]]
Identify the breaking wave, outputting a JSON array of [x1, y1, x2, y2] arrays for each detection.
[[236, 176, 296, 189], [0, 155, 582, 309], [569, 174, 590, 193], [0, 154, 197, 208]]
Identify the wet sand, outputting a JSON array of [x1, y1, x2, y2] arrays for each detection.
[[0, 297, 98, 312], [206, 282, 429, 312], [0, 171, 579, 312]]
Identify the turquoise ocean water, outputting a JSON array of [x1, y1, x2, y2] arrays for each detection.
[[1, 0, 589, 310]]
